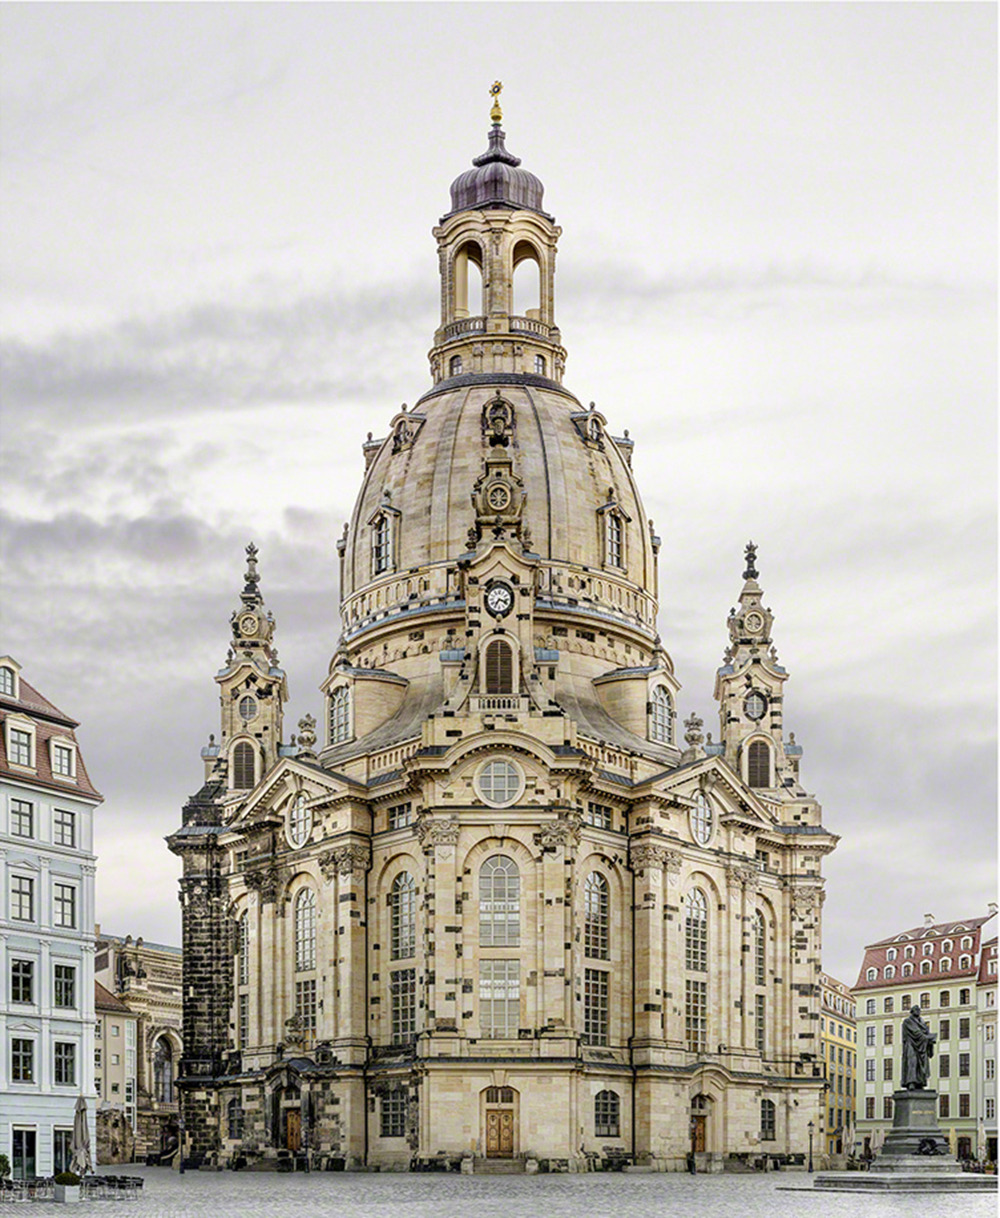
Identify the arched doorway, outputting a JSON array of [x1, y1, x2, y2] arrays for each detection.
[[483, 1086, 517, 1158], [690, 1093, 711, 1154], [153, 1037, 174, 1104]]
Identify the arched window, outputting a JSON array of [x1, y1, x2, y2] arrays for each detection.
[[329, 686, 350, 745], [685, 888, 708, 971], [595, 1090, 620, 1137], [650, 686, 672, 744], [294, 888, 316, 972], [747, 740, 770, 788], [0, 666, 13, 697], [534, 354, 546, 376], [902, 963, 913, 977], [227, 1097, 244, 1140], [288, 794, 310, 848], [450, 355, 463, 376], [940, 958, 952, 972], [232, 742, 255, 789], [887, 948, 897, 961], [959, 955, 972, 970], [606, 512, 623, 568], [760, 1098, 776, 1141], [511, 240, 541, 318], [904, 945, 915, 958], [237, 912, 249, 986], [372, 513, 392, 575], [884, 965, 896, 979], [391, 872, 416, 960], [866, 967, 877, 981], [923, 942, 935, 956], [690, 792, 712, 845], [754, 911, 766, 986], [153, 1038, 173, 1104], [480, 856, 519, 947], [920, 960, 932, 975], [484, 639, 514, 694], [584, 873, 610, 960]]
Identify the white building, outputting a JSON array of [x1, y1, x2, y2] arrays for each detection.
[[0, 657, 101, 1178]]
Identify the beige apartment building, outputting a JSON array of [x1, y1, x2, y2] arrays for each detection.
[[818, 974, 856, 1161], [94, 981, 138, 1163], [854, 908, 997, 1162], [170, 92, 838, 1173]]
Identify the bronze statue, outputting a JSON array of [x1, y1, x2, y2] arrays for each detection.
[[902, 1005, 937, 1089]]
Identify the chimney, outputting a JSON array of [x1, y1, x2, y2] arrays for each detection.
[[989, 902, 997, 917], [924, 913, 935, 927]]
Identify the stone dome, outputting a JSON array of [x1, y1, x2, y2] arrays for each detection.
[[446, 125, 548, 218]]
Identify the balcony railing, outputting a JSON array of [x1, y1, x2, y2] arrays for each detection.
[[470, 694, 528, 714]]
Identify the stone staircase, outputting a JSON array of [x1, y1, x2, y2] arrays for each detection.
[[472, 1157, 526, 1175]]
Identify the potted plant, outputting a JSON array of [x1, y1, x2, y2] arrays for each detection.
[[0, 1154, 9, 1179], [53, 1171, 81, 1203]]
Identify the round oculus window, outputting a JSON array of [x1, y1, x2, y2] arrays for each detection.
[[744, 611, 764, 634], [238, 695, 258, 722], [487, 484, 511, 511], [744, 692, 767, 721], [476, 758, 523, 807], [690, 792, 713, 845], [239, 614, 258, 636]]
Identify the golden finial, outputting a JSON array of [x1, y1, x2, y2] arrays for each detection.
[[489, 80, 503, 125]]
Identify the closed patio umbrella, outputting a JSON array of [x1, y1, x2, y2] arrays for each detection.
[[69, 1096, 93, 1177]]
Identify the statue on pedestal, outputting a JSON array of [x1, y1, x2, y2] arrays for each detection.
[[902, 1005, 937, 1090]]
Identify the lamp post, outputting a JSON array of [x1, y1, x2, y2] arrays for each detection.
[[178, 1109, 185, 1176], [807, 1120, 815, 1173]]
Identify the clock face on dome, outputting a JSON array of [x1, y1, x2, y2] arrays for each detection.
[[239, 614, 258, 636], [485, 583, 514, 618], [744, 611, 764, 635]]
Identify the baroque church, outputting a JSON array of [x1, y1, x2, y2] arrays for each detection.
[[169, 90, 838, 1173]]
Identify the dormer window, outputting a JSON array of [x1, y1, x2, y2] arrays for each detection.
[[904, 945, 915, 958], [51, 742, 75, 779], [887, 948, 897, 961], [607, 513, 623, 568], [0, 666, 14, 697], [6, 719, 34, 768], [450, 355, 463, 376], [329, 686, 351, 745], [369, 495, 400, 578], [650, 686, 673, 744]]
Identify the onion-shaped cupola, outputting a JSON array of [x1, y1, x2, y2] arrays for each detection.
[[429, 82, 566, 386]]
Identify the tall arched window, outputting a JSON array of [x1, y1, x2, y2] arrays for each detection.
[[238, 912, 249, 986], [755, 910, 766, 987], [595, 1090, 620, 1137], [484, 640, 514, 694], [685, 888, 708, 971], [294, 888, 316, 972], [690, 792, 712, 845], [153, 1037, 173, 1104], [606, 513, 623, 568], [747, 740, 770, 788], [760, 1098, 776, 1141], [372, 513, 392, 575], [584, 873, 610, 960], [227, 1097, 244, 1140], [450, 355, 463, 376], [329, 687, 350, 745], [650, 686, 672, 744], [480, 856, 519, 947], [391, 872, 416, 960], [232, 742, 255, 789]]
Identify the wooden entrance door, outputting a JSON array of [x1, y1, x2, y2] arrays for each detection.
[[691, 1115, 706, 1153], [485, 1109, 514, 1158], [285, 1109, 301, 1152]]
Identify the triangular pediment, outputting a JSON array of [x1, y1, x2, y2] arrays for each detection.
[[642, 754, 777, 828], [228, 756, 361, 826]]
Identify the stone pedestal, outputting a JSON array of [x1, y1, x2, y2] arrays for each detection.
[[812, 1090, 997, 1193]]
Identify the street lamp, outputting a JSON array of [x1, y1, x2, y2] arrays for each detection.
[[807, 1120, 815, 1173], [178, 1110, 185, 1176]]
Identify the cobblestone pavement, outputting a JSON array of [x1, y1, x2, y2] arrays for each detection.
[[21, 1166, 992, 1218]]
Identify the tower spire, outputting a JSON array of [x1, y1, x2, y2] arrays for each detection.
[[743, 539, 758, 582], [489, 79, 503, 126], [241, 542, 262, 607]]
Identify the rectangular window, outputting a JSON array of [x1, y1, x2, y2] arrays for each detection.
[[883, 997, 894, 1013], [685, 978, 707, 1054], [9, 728, 32, 766], [584, 968, 610, 1046], [388, 802, 413, 830], [959, 1017, 971, 1039], [959, 1094, 970, 1118], [882, 1097, 893, 1120], [0, 667, 13, 697], [865, 1097, 875, 1120], [95, 1049, 102, 1067], [883, 1058, 893, 1081], [54, 964, 76, 1009], [987, 1098, 996, 1121], [755, 849, 769, 871], [985, 1058, 995, 1080], [11, 876, 34, 921], [11, 959, 33, 1003], [884, 1025, 893, 1045], [939, 1054, 950, 1078], [12, 1038, 34, 1082], [53, 883, 77, 928], [390, 968, 416, 1044], [865, 1059, 875, 1081], [865, 1026, 876, 1046], [238, 994, 249, 1049], [479, 960, 520, 1039], [294, 979, 316, 1033], [755, 993, 766, 1054], [53, 1129, 73, 1176], [380, 1090, 407, 1138], [940, 991, 950, 1007], [10, 798, 33, 838], [53, 810, 76, 848], [939, 1094, 950, 1119], [585, 802, 613, 831], [52, 745, 74, 777], [959, 1052, 970, 1077], [940, 1019, 950, 1041], [54, 1042, 76, 1086]]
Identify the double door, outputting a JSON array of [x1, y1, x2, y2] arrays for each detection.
[[485, 1109, 514, 1158]]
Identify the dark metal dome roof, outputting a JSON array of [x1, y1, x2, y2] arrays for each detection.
[[447, 125, 549, 217]]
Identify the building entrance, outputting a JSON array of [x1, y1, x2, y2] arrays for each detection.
[[485, 1110, 514, 1157], [285, 1110, 301, 1153], [691, 1115, 707, 1153]]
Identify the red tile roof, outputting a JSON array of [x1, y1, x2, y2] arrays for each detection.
[[854, 914, 996, 991], [978, 936, 997, 986], [0, 674, 102, 800], [95, 980, 131, 1013]]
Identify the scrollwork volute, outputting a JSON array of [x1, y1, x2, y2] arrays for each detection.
[[533, 812, 581, 852], [630, 843, 670, 873], [332, 844, 372, 880], [416, 816, 462, 853]]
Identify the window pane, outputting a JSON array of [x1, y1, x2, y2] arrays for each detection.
[[479, 960, 519, 1038], [480, 856, 519, 946], [11, 800, 33, 838], [294, 889, 316, 971]]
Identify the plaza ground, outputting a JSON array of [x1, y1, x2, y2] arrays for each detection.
[[20, 1165, 993, 1217]]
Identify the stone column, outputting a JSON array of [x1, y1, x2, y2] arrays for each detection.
[[416, 817, 461, 1039], [630, 844, 670, 1048], [534, 814, 580, 1038], [662, 850, 684, 1049], [331, 844, 371, 1063]]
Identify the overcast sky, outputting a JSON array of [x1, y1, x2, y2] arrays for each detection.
[[2, 2, 995, 984]]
